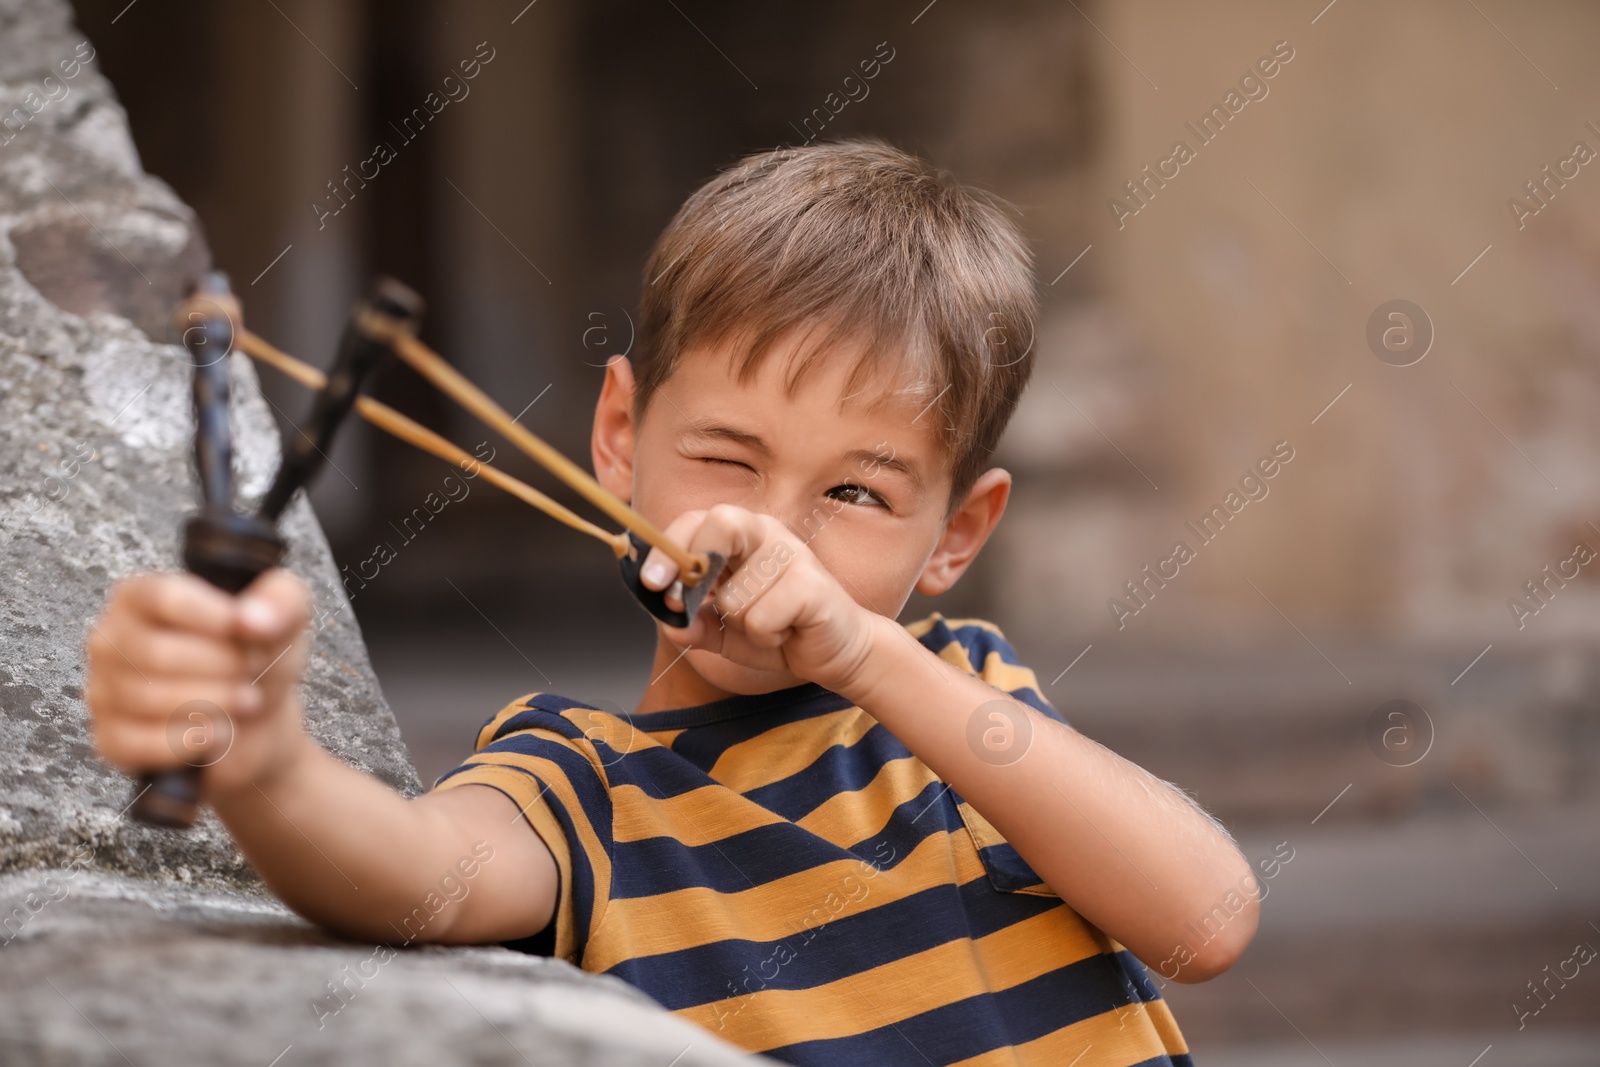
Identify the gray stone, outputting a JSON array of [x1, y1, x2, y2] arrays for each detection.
[[0, 1, 768, 1061], [0, 0, 420, 887], [0, 869, 758, 1066]]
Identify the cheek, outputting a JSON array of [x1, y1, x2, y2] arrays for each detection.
[[636, 458, 762, 546]]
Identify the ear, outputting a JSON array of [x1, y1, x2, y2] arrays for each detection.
[[591, 355, 638, 503], [915, 467, 1011, 597]]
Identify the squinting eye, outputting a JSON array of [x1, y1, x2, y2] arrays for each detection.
[[827, 483, 889, 509]]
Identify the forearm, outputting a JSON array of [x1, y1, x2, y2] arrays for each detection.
[[841, 616, 1257, 980], [207, 716, 478, 944]]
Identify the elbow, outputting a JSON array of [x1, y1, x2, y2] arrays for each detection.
[[1166, 897, 1259, 984]]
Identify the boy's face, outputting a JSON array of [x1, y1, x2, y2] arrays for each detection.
[[592, 325, 1010, 702]]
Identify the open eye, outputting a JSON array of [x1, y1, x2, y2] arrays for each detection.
[[826, 483, 889, 510]]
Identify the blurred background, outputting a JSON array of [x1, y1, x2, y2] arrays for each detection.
[[68, 0, 1600, 1061]]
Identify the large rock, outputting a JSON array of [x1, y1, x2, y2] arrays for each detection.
[[0, 0, 419, 892], [0, 1, 765, 1061], [0, 868, 753, 1066]]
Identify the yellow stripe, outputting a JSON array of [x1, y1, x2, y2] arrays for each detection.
[[942, 995, 1189, 1067], [583, 824, 986, 973], [680, 902, 1113, 1052], [434, 746, 613, 959], [553, 705, 667, 764], [648, 726, 688, 748], [611, 782, 786, 845], [795, 754, 939, 843], [472, 693, 545, 752], [933, 637, 979, 674], [707, 705, 874, 794], [981, 655, 1047, 698]]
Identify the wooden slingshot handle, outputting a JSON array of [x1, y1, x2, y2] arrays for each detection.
[[130, 273, 261, 828], [130, 509, 286, 829], [129, 274, 412, 830]]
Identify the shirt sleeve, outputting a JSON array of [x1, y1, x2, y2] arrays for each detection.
[[429, 695, 615, 964]]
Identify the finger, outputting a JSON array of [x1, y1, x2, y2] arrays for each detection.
[[740, 580, 802, 649], [235, 568, 311, 643], [94, 712, 235, 775], [706, 520, 797, 620], [240, 633, 307, 693], [97, 626, 248, 681], [115, 572, 237, 638], [689, 504, 765, 573], [102, 677, 260, 724], [640, 509, 708, 590]]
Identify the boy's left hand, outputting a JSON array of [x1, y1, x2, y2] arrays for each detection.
[[638, 504, 883, 694]]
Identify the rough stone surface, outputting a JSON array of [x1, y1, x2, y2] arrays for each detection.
[[0, 870, 759, 1066], [0, 0, 421, 893], [0, 1, 767, 1062]]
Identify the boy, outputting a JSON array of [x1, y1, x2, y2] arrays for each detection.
[[86, 139, 1256, 1065]]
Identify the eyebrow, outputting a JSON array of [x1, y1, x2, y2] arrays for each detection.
[[681, 421, 925, 495], [841, 447, 925, 495], [682, 421, 772, 457]]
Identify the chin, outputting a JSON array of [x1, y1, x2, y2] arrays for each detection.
[[684, 647, 805, 697]]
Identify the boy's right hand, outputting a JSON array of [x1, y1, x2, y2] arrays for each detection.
[[85, 568, 313, 800]]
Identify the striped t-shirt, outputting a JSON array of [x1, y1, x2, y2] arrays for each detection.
[[431, 612, 1193, 1066]]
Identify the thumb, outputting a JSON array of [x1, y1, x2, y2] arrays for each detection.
[[234, 568, 311, 643]]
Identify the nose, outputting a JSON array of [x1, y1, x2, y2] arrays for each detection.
[[774, 493, 843, 549]]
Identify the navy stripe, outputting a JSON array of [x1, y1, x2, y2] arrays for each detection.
[[604, 870, 1064, 1009], [467, 731, 616, 850], [613, 821, 853, 899], [973, 840, 1051, 894], [741, 723, 916, 822], [764, 950, 1169, 1066], [611, 777, 958, 899], [635, 681, 854, 732], [662, 689, 856, 769]]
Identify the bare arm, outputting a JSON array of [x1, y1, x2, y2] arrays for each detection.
[[840, 613, 1258, 982], [210, 734, 557, 946], [87, 569, 558, 947]]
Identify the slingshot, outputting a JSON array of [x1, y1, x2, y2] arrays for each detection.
[[130, 272, 725, 830]]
